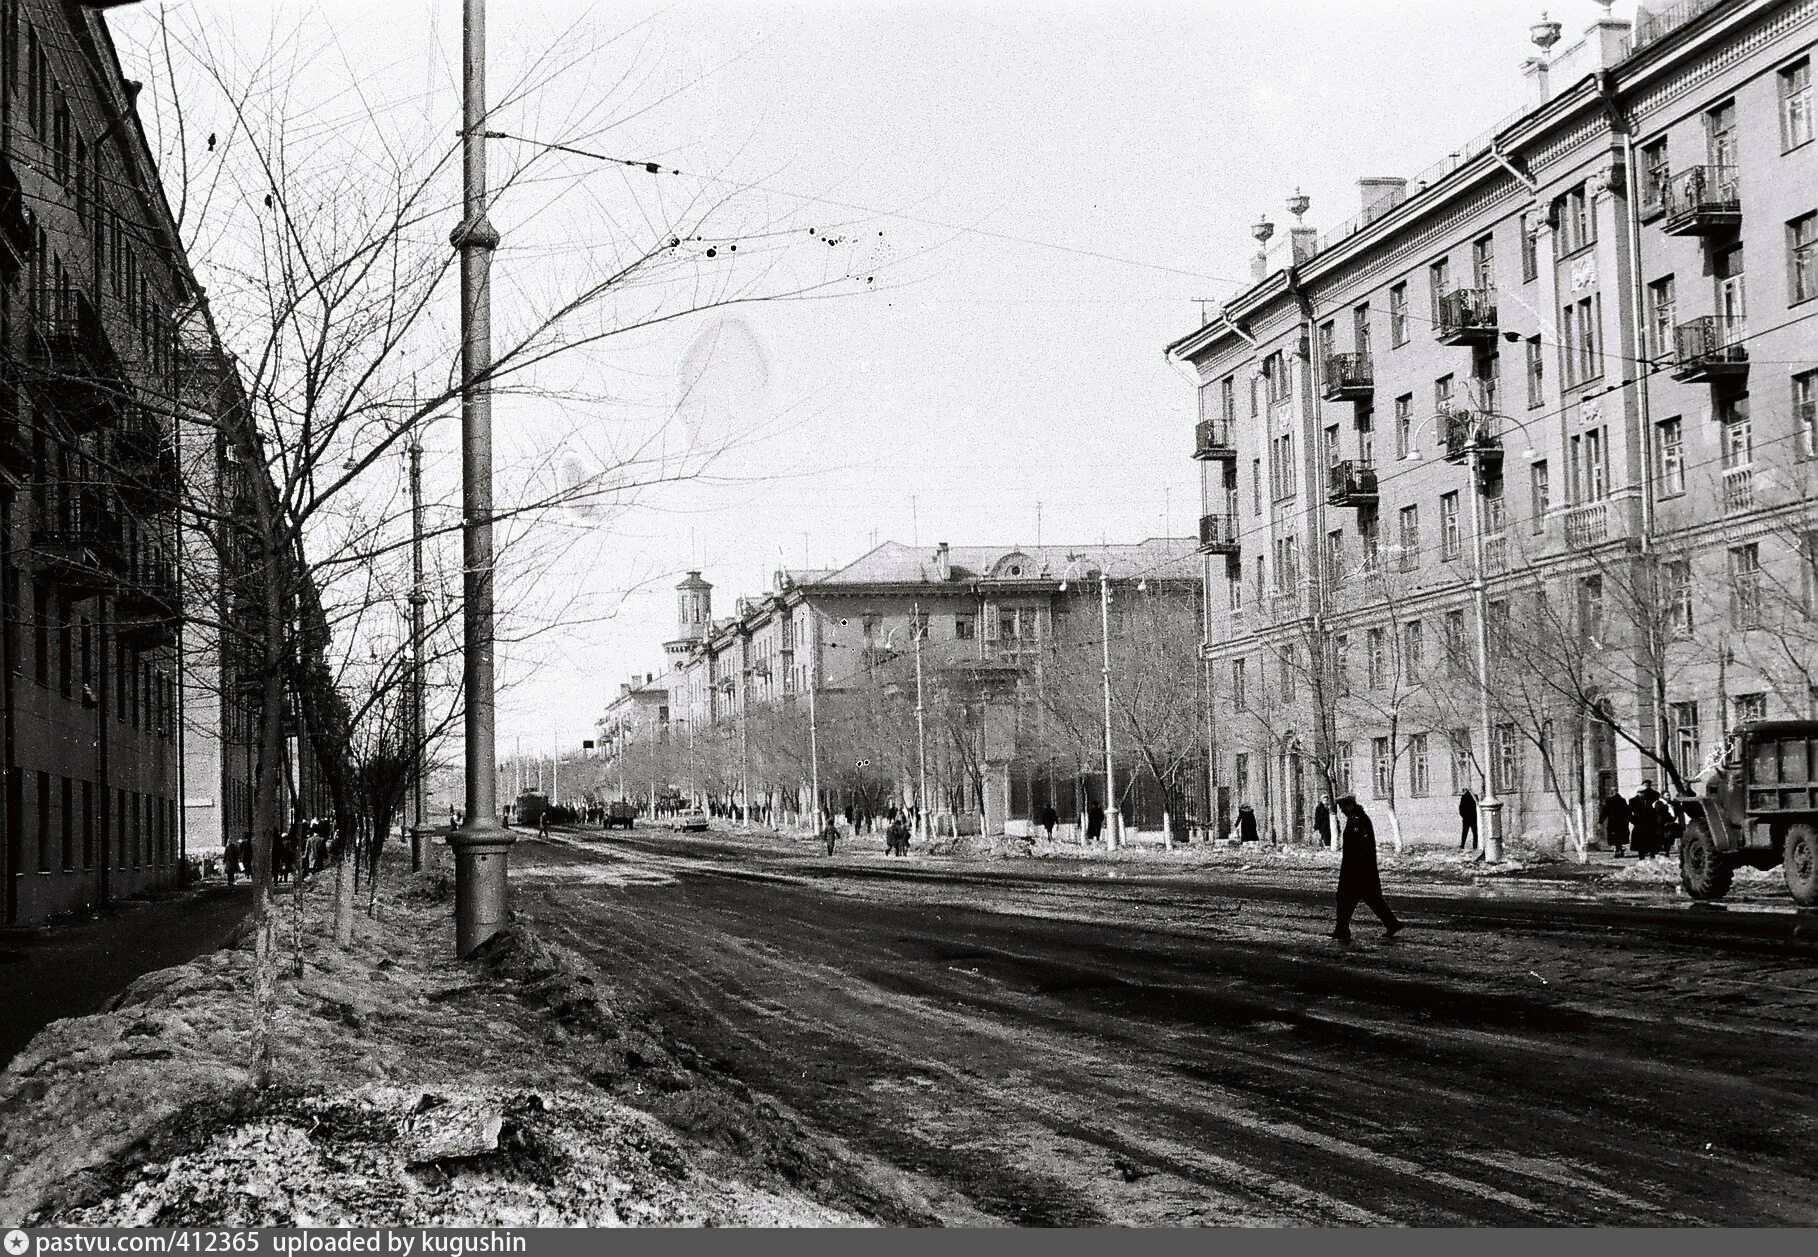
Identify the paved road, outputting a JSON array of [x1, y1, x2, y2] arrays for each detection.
[[0, 883, 255, 1068], [514, 826, 1818, 1225]]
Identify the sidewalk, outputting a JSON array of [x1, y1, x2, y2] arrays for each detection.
[[0, 880, 255, 1069]]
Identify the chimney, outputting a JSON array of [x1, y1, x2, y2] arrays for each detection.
[[1358, 177, 1407, 223], [935, 542, 951, 582], [1286, 188, 1316, 264]]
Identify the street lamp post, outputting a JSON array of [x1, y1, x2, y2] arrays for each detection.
[[913, 602, 930, 838], [1098, 573, 1118, 851], [449, 0, 511, 956], [408, 430, 427, 872]]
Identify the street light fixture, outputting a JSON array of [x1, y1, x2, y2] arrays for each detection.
[[1060, 555, 1119, 851]]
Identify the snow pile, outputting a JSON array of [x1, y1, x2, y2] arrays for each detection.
[[0, 864, 861, 1227], [1603, 855, 1682, 885]]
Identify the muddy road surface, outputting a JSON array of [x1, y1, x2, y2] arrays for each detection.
[[512, 827, 1818, 1225]]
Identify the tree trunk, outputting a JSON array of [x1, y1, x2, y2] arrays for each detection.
[[334, 842, 356, 947]]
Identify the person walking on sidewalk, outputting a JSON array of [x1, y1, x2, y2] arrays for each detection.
[[1235, 803, 1259, 844], [1599, 788, 1630, 856], [1333, 796, 1402, 943], [1086, 802, 1106, 845], [1039, 804, 1058, 844], [1458, 788, 1479, 851], [1313, 795, 1333, 848], [821, 812, 841, 857]]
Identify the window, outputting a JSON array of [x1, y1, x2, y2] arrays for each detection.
[[1784, 58, 1814, 151], [954, 614, 974, 641], [1234, 752, 1250, 802], [1270, 432, 1296, 500], [1220, 376, 1236, 424], [1730, 543, 1762, 629], [1471, 234, 1494, 291], [1560, 295, 1600, 386], [1798, 371, 1818, 457], [1279, 647, 1297, 703], [1440, 492, 1461, 560], [81, 781, 93, 870], [1324, 423, 1340, 470], [1395, 394, 1413, 458], [1647, 276, 1676, 358], [1366, 627, 1387, 689], [1721, 396, 1752, 475], [1707, 99, 1737, 169], [1334, 743, 1353, 797], [1403, 620, 1425, 673], [1357, 408, 1375, 466], [1435, 373, 1454, 413], [1228, 569, 1243, 613], [1558, 184, 1595, 254], [1580, 575, 1605, 645], [1231, 658, 1247, 713], [1397, 505, 1420, 571], [1451, 730, 1475, 794], [1318, 320, 1336, 366], [1353, 303, 1371, 357], [1671, 701, 1701, 782], [1409, 734, 1431, 798], [1334, 634, 1350, 697], [1325, 530, 1343, 587], [1525, 337, 1544, 407], [1494, 725, 1521, 794], [1444, 610, 1467, 678], [1249, 374, 1260, 418], [1715, 243, 1747, 334], [1791, 212, 1818, 304], [32, 582, 48, 688], [1360, 516, 1380, 572], [1520, 214, 1538, 282], [36, 772, 49, 873], [1389, 282, 1408, 345], [1653, 416, 1684, 496], [1371, 737, 1393, 799], [1641, 138, 1670, 212], [1251, 458, 1263, 515], [1429, 257, 1451, 317], [1570, 427, 1607, 503], [60, 777, 72, 871], [1733, 692, 1768, 724], [1263, 350, 1289, 405]]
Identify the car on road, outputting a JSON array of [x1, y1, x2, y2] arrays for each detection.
[[604, 801, 638, 830], [672, 809, 709, 833], [1678, 720, 1818, 907]]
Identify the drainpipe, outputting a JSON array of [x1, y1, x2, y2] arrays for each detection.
[[1286, 265, 1334, 817]]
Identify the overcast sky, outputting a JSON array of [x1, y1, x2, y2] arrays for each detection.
[[117, 0, 1630, 764]]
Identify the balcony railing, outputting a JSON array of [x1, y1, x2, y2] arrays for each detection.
[[1434, 287, 1498, 346], [1564, 501, 1608, 547], [0, 154, 29, 277], [30, 496, 128, 596], [1326, 460, 1378, 509], [1437, 406, 1502, 475], [1722, 464, 1755, 515], [1659, 165, 1740, 237], [1193, 416, 1236, 461], [26, 289, 122, 427], [1198, 512, 1239, 556], [1671, 315, 1748, 382], [1320, 352, 1374, 402]]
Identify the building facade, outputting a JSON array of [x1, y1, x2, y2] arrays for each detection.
[[2, 0, 195, 923], [1169, 0, 1818, 850]]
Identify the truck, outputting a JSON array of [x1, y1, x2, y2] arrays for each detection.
[[1677, 720, 1818, 908], [604, 801, 637, 830]]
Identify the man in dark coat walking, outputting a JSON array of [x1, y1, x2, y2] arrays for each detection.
[[1039, 804, 1059, 843], [1458, 788, 1479, 850], [1236, 803, 1259, 844], [1333, 796, 1402, 942], [1630, 781, 1661, 857], [1086, 803, 1106, 845], [1313, 795, 1333, 848], [1599, 788, 1630, 855]]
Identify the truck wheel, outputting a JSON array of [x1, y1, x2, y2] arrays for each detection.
[[1679, 819, 1733, 901], [1785, 825, 1818, 908]]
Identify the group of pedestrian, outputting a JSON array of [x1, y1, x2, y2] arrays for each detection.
[[1599, 779, 1682, 857], [885, 808, 912, 856]]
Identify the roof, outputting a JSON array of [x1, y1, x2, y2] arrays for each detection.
[[809, 539, 1202, 587], [675, 570, 712, 591]]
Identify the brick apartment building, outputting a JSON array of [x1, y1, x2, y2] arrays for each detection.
[[1168, 0, 1817, 850]]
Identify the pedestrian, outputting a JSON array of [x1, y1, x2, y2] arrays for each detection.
[[1332, 796, 1402, 942], [1599, 788, 1630, 856], [224, 838, 240, 886], [1458, 787, 1479, 851], [1629, 780, 1660, 858], [538, 809, 549, 838], [1236, 803, 1259, 844], [1039, 803, 1058, 843], [822, 813, 841, 857], [1086, 801, 1106, 845], [887, 812, 910, 857], [237, 833, 254, 883], [1313, 794, 1333, 848]]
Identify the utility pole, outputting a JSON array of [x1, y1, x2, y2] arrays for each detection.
[[1469, 445, 1504, 862], [913, 601, 929, 837], [807, 660, 822, 826], [449, 0, 510, 957], [1099, 573, 1118, 850], [408, 429, 427, 871]]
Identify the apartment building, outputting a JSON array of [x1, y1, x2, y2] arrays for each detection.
[[1, 0, 192, 922], [1168, 0, 1818, 850]]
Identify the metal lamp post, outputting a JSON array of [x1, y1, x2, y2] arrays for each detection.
[[1098, 572, 1118, 851], [448, 0, 511, 957], [912, 602, 930, 837]]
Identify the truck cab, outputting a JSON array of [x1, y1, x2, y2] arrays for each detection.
[[1679, 720, 1818, 907]]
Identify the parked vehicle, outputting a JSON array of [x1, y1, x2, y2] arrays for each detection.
[[673, 809, 709, 833], [1677, 720, 1818, 907], [514, 790, 549, 831], [604, 801, 638, 830]]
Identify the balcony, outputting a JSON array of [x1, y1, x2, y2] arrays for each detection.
[[1658, 166, 1739, 237], [1326, 460, 1378, 509], [1434, 287, 1498, 347], [0, 383, 30, 476], [0, 154, 29, 279], [1193, 417, 1236, 461], [113, 416, 182, 509], [1722, 464, 1754, 515], [1564, 501, 1608, 547], [1437, 406, 1503, 479], [1197, 512, 1239, 558], [1320, 352, 1374, 402], [116, 555, 181, 621], [30, 498, 127, 597], [26, 290, 123, 428], [1671, 315, 1747, 383]]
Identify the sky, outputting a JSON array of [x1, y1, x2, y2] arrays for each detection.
[[112, 0, 1635, 764]]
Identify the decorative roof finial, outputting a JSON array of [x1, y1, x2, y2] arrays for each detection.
[[1252, 217, 1275, 247], [1531, 10, 1563, 51], [1287, 188, 1311, 223]]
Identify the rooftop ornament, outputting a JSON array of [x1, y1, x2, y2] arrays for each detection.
[[1530, 10, 1563, 51]]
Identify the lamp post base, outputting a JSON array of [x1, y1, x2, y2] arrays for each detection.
[[1480, 799, 1505, 864], [449, 824, 516, 958]]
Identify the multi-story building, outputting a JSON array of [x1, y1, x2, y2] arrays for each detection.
[[612, 539, 1204, 831], [1168, 0, 1818, 850], [1, 0, 198, 923]]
